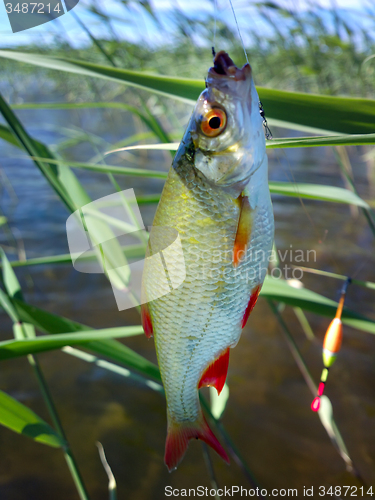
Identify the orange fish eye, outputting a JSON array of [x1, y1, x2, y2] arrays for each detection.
[[200, 108, 227, 137]]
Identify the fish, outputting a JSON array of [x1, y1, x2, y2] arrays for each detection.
[[141, 51, 274, 471]]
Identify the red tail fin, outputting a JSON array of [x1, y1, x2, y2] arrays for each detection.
[[164, 415, 229, 471]]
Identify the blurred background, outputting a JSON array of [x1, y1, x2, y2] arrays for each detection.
[[0, 1, 375, 499]]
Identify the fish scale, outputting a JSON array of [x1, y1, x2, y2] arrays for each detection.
[[148, 165, 273, 417], [141, 51, 274, 470]]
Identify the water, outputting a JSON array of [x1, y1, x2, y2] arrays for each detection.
[[0, 83, 374, 499]]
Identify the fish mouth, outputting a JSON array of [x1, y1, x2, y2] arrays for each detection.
[[209, 51, 251, 81]]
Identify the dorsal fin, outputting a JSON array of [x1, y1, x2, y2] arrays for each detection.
[[233, 194, 253, 267], [141, 302, 153, 338], [198, 348, 230, 395]]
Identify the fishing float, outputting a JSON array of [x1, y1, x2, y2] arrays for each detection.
[[311, 277, 351, 412]]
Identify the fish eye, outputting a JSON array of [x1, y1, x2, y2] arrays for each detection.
[[201, 108, 227, 137]]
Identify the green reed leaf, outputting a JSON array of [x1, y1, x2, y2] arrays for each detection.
[[10, 298, 161, 381], [0, 326, 143, 360], [267, 133, 375, 148], [1, 50, 375, 134], [268, 181, 369, 208], [0, 389, 64, 448], [261, 277, 375, 334], [29, 156, 168, 178]]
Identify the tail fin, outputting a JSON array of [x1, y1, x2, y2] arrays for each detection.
[[164, 415, 229, 472]]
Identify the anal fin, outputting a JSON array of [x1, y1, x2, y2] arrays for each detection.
[[141, 302, 153, 338], [198, 347, 230, 395], [233, 194, 253, 267]]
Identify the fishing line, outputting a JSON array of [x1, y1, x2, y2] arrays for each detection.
[[224, 2, 332, 266], [227, 0, 274, 141], [223, 2, 345, 277], [276, 150, 318, 231], [224, 3, 343, 274], [212, 0, 217, 56], [274, 147, 342, 271], [228, 0, 249, 65]]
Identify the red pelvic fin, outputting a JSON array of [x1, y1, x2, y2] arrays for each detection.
[[141, 302, 153, 338], [233, 194, 253, 267], [242, 285, 261, 328], [198, 348, 230, 395], [164, 415, 230, 472]]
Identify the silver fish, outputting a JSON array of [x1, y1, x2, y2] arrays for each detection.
[[141, 51, 274, 471]]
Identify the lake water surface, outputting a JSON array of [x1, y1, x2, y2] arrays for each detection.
[[0, 79, 374, 499]]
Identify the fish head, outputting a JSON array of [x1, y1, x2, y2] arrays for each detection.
[[189, 51, 266, 196]]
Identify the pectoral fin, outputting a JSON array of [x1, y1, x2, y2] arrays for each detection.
[[198, 347, 230, 395], [233, 194, 252, 267], [141, 302, 153, 338]]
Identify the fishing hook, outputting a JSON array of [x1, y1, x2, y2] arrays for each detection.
[[259, 101, 273, 140]]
